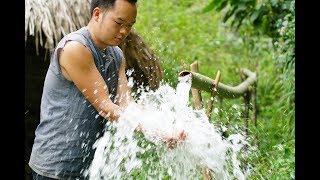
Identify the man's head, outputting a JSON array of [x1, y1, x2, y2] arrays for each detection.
[[90, 0, 137, 16], [89, 0, 138, 47]]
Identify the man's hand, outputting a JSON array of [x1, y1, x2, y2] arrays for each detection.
[[163, 130, 187, 149]]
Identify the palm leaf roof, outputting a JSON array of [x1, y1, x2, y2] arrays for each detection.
[[25, 0, 91, 51]]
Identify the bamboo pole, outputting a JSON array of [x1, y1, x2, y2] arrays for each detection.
[[190, 61, 203, 110], [179, 68, 257, 99]]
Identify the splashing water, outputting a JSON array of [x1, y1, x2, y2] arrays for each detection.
[[85, 74, 251, 180]]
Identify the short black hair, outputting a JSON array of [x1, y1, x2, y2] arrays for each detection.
[[90, 0, 137, 15]]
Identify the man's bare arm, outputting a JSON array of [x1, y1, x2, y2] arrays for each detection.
[[115, 57, 135, 108], [59, 41, 121, 121]]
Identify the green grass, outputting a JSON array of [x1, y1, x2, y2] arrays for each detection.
[[133, 0, 295, 179]]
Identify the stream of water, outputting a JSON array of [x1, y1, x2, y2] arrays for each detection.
[[85, 74, 251, 180]]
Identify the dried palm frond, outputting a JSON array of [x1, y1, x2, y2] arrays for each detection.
[[25, 0, 90, 53], [119, 30, 164, 90]]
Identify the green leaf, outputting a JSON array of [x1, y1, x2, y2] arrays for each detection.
[[250, 10, 260, 23], [223, 6, 237, 22], [203, 0, 227, 13], [216, 0, 228, 11], [203, 0, 218, 13]]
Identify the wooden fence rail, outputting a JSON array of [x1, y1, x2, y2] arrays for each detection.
[[178, 61, 258, 135]]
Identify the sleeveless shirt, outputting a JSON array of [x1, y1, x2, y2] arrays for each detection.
[[29, 26, 123, 179]]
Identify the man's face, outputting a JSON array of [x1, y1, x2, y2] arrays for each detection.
[[98, 0, 137, 46]]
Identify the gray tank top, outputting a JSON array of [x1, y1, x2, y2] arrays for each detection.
[[29, 26, 123, 179]]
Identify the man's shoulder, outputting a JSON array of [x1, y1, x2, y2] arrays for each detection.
[[59, 27, 90, 47]]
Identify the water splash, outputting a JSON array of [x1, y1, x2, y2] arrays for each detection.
[[85, 74, 251, 179]]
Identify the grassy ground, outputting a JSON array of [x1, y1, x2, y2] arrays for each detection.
[[134, 0, 295, 179]]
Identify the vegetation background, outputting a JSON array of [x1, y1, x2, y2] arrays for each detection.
[[132, 0, 295, 179]]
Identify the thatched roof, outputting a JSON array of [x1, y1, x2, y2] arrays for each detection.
[[25, 0, 91, 52]]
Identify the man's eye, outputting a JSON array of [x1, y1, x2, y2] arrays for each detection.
[[114, 21, 122, 25]]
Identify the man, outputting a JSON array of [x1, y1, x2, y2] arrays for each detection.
[[29, 0, 185, 179], [29, 0, 139, 179]]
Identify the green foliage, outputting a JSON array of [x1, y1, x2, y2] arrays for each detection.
[[273, 1, 295, 121], [133, 0, 295, 179], [203, 0, 294, 41], [134, 0, 224, 86]]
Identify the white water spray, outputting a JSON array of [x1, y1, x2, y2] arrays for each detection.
[[85, 74, 251, 179]]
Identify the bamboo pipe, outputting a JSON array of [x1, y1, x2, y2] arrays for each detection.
[[179, 68, 257, 99]]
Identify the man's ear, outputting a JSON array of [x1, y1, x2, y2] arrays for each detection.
[[92, 7, 103, 22]]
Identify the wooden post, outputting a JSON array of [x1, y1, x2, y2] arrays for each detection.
[[189, 61, 213, 180], [241, 72, 251, 137], [243, 92, 250, 137], [251, 81, 257, 145], [202, 166, 213, 180], [206, 70, 221, 120], [252, 82, 257, 127], [218, 96, 223, 119], [190, 61, 203, 110]]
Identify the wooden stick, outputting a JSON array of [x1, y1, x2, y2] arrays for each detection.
[[190, 61, 203, 110], [206, 70, 221, 120], [241, 72, 251, 137], [189, 61, 213, 180]]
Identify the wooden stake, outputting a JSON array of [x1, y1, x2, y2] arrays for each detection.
[[190, 61, 203, 110], [206, 70, 221, 120]]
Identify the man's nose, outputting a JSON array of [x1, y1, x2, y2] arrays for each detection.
[[119, 26, 131, 34]]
